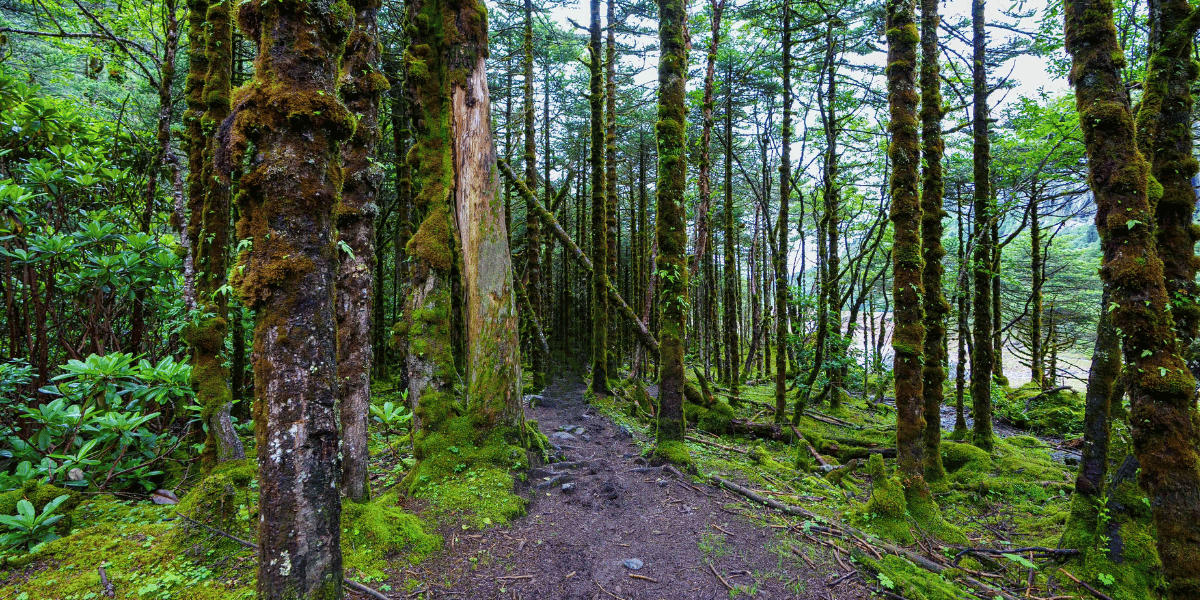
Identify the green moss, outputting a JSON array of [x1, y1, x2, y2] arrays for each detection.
[[404, 415, 528, 527], [861, 554, 973, 600], [860, 454, 913, 544], [169, 459, 256, 557], [652, 439, 693, 469], [341, 492, 440, 580], [407, 203, 454, 272], [940, 441, 993, 473]]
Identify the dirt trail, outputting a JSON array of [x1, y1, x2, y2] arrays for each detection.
[[396, 376, 871, 600]]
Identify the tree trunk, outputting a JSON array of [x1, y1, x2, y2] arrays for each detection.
[[337, 0, 385, 504], [524, 0, 543, 390], [886, 0, 927, 486], [1030, 193, 1044, 388], [605, 0, 619, 378], [227, 0, 352, 593], [653, 0, 690, 461], [589, 0, 609, 396], [919, 0, 947, 485], [1064, 0, 1200, 594], [774, 0, 792, 424], [970, 0, 995, 452], [721, 53, 738, 396]]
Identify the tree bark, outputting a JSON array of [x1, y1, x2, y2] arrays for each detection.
[[524, 0, 543, 390], [226, 0, 353, 593], [589, 0, 609, 396], [337, 0, 385, 504], [970, 0, 995, 452], [1064, 0, 1200, 594], [919, 0, 947, 484], [774, 0, 792, 425], [654, 0, 690, 456]]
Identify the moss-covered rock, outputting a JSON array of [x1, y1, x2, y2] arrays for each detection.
[[169, 458, 256, 558], [940, 441, 992, 473]]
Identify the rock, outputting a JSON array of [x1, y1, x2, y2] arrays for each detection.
[[623, 558, 644, 570], [551, 432, 577, 441], [561, 483, 576, 494], [528, 468, 554, 479], [581, 434, 591, 442], [524, 395, 544, 407], [572, 427, 586, 435], [614, 426, 634, 439]]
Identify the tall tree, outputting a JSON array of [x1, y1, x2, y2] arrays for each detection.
[[524, 0, 544, 391], [653, 0, 691, 464], [919, 0, 947, 484], [337, 0, 386, 504], [886, 0, 926, 488], [185, 0, 245, 467], [589, 0, 610, 396], [969, 0, 995, 452], [1064, 0, 1200, 595], [225, 0, 354, 594], [773, 0, 791, 424], [721, 50, 739, 396]]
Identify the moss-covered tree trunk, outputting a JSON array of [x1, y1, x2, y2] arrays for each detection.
[[337, 0, 386, 504], [954, 206, 969, 437], [886, 0, 926, 487], [1030, 194, 1044, 388], [1064, 0, 1200, 594], [605, 0, 620, 377], [588, 0, 609, 396], [722, 51, 738, 396], [653, 0, 690, 464], [523, 0, 543, 391], [969, 0, 994, 453], [185, 0, 245, 467], [919, 0, 946, 484], [227, 0, 355, 594], [821, 26, 843, 406], [773, 0, 791, 425], [1139, 0, 1200, 374]]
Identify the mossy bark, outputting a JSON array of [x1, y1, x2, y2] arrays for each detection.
[[820, 27, 844, 404], [227, 0, 355, 595], [523, 0, 543, 391], [589, 0, 609, 397], [185, 0, 244, 468], [919, 0, 946, 485], [605, 0, 619, 377], [969, 0, 995, 453], [1030, 198, 1045, 387], [1065, 0, 1200, 594], [1065, 287, 1118, 534], [773, 0, 791, 425], [1138, 0, 1200, 374], [886, 0, 927, 492], [337, 0, 386, 504], [721, 49, 738, 396], [653, 0, 690, 460]]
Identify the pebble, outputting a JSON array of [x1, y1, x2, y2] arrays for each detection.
[[551, 431, 577, 441], [623, 558, 644, 570], [561, 483, 576, 494], [572, 426, 586, 435], [614, 426, 634, 439]]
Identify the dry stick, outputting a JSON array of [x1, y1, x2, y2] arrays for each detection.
[[707, 562, 734, 591], [98, 566, 115, 598], [710, 523, 735, 536], [593, 578, 628, 600], [177, 514, 392, 600], [628, 573, 659, 583], [791, 545, 817, 567], [710, 476, 1021, 600], [827, 570, 857, 587], [1057, 569, 1116, 600]]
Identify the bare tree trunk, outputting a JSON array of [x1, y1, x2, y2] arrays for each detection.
[[338, 0, 385, 503]]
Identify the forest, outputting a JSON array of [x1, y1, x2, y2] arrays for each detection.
[[0, 0, 1198, 597]]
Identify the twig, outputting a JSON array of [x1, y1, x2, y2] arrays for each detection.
[[791, 545, 816, 567], [594, 579, 627, 600], [1057, 569, 1116, 600], [707, 562, 733, 591], [685, 434, 747, 455], [177, 513, 393, 600], [827, 571, 857, 587], [98, 566, 115, 598], [495, 575, 533, 580], [628, 573, 659, 582], [710, 523, 734, 536]]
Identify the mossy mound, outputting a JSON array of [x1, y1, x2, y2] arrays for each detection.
[[0, 481, 80, 535], [341, 492, 441, 581], [862, 554, 974, 600], [685, 400, 734, 435], [651, 440, 693, 470], [1002, 383, 1084, 434], [948, 437, 1071, 500], [405, 415, 529, 527], [859, 454, 913, 544], [940, 441, 992, 473], [169, 458, 257, 558]]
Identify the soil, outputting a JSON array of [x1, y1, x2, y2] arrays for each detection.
[[387, 375, 872, 600]]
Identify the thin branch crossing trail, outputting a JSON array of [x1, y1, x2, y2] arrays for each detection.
[[396, 376, 867, 599]]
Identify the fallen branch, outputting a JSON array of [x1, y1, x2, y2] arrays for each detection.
[[628, 573, 659, 583], [685, 434, 748, 455], [1057, 569, 1115, 600], [954, 546, 1080, 564], [707, 562, 734, 591], [177, 514, 393, 600]]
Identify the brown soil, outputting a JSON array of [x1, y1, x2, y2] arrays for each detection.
[[388, 375, 872, 600]]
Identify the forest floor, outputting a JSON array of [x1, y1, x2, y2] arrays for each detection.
[[389, 375, 871, 600]]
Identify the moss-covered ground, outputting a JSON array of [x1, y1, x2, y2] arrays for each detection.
[[600, 374, 1120, 600]]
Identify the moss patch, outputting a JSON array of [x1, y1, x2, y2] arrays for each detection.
[[862, 554, 974, 600], [341, 492, 440, 581]]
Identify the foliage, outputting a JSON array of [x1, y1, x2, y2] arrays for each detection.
[[0, 493, 71, 553]]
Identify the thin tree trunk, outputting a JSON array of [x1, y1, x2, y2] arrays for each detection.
[[589, 0, 610, 396], [970, 0, 995, 452], [920, 0, 947, 484], [774, 0, 792, 424], [524, 0, 543, 390], [338, 0, 384, 503]]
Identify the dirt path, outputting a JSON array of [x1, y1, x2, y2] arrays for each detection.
[[395, 376, 871, 600]]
